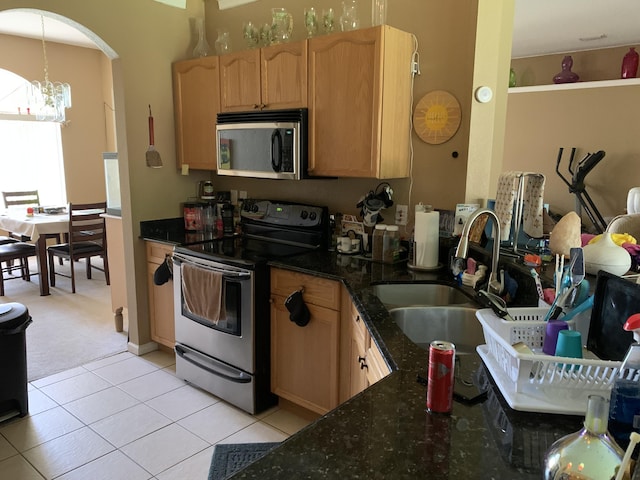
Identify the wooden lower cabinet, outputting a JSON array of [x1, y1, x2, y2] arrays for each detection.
[[270, 267, 390, 413], [270, 268, 341, 415], [342, 296, 391, 401], [145, 241, 175, 348]]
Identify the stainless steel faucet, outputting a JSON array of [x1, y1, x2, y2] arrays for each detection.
[[453, 208, 503, 295]]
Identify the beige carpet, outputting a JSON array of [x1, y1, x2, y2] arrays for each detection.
[[1, 257, 128, 381]]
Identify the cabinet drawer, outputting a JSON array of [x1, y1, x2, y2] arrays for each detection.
[[366, 342, 390, 385], [271, 268, 341, 310], [349, 302, 368, 349], [146, 241, 174, 265]]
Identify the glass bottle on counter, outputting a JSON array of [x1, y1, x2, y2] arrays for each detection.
[[543, 394, 626, 480], [382, 225, 399, 263], [372, 224, 386, 261]]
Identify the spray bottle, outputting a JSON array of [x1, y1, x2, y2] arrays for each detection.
[[608, 313, 640, 450]]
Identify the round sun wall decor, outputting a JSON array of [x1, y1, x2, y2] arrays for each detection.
[[413, 90, 461, 145]]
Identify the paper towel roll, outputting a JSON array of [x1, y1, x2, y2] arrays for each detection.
[[414, 211, 439, 267]]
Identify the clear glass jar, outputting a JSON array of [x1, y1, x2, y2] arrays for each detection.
[[340, 0, 360, 32], [215, 29, 232, 55], [382, 225, 399, 264], [543, 395, 626, 480], [372, 0, 387, 26], [372, 224, 386, 261]]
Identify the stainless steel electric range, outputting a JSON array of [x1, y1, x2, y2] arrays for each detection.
[[172, 200, 328, 414]]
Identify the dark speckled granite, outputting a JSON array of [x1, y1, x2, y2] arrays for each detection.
[[230, 252, 583, 479], [140, 222, 582, 478]]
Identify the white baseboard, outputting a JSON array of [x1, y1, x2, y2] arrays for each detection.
[[127, 341, 159, 356]]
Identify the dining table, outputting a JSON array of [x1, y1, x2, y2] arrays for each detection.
[[0, 211, 69, 295]]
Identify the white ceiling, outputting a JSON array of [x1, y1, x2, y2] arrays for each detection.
[[0, 2, 639, 57]]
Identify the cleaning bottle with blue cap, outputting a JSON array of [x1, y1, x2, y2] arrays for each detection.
[[608, 313, 640, 450]]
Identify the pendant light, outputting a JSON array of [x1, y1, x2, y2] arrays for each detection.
[[28, 15, 72, 123]]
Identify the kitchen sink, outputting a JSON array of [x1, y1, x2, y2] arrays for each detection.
[[390, 306, 484, 355], [372, 283, 474, 308]]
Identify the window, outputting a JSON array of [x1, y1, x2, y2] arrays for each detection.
[[0, 69, 67, 208]]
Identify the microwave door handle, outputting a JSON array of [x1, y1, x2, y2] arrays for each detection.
[[271, 129, 282, 172]]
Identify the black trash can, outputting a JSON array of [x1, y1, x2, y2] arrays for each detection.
[[0, 302, 32, 420]]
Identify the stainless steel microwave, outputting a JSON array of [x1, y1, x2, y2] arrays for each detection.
[[216, 108, 308, 180]]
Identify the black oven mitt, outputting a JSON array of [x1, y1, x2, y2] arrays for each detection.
[[153, 257, 172, 285], [285, 290, 310, 327]]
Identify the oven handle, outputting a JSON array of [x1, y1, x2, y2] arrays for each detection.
[[175, 345, 252, 384], [173, 253, 251, 278]]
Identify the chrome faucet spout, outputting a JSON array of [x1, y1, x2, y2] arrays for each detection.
[[453, 208, 502, 295]]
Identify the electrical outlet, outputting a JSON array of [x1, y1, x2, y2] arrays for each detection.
[[395, 205, 408, 225], [239, 190, 248, 200]]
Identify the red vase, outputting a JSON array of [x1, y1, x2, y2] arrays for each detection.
[[621, 47, 639, 79]]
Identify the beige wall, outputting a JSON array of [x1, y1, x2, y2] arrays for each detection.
[[504, 48, 640, 230], [0, 33, 108, 203], [204, 0, 484, 222], [511, 46, 637, 86], [0, 0, 513, 351]]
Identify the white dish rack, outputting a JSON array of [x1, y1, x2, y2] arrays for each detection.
[[476, 307, 622, 415]]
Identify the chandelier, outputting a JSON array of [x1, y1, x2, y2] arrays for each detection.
[[28, 15, 72, 122]]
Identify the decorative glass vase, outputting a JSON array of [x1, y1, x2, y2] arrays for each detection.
[[340, 0, 360, 32], [543, 395, 626, 480], [192, 18, 210, 58], [215, 29, 232, 55], [621, 47, 639, 79], [372, 0, 387, 26], [553, 55, 579, 84]]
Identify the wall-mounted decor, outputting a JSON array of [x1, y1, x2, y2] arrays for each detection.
[[413, 90, 461, 145]]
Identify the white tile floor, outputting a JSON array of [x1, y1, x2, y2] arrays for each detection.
[[0, 350, 313, 480]]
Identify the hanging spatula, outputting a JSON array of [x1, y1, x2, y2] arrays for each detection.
[[146, 104, 162, 168]]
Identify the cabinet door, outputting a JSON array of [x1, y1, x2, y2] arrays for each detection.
[[271, 294, 340, 415], [145, 241, 175, 348], [261, 41, 308, 109], [219, 49, 262, 112], [172, 57, 220, 170], [147, 263, 175, 348], [308, 26, 412, 178]]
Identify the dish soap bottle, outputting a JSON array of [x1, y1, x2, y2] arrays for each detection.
[[543, 394, 626, 480], [608, 314, 640, 450]]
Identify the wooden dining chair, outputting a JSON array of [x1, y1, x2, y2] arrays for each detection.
[[1, 190, 63, 245], [47, 202, 110, 293], [0, 242, 37, 296]]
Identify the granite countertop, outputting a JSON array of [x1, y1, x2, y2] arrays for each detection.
[[140, 222, 583, 478], [231, 251, 583, 479]]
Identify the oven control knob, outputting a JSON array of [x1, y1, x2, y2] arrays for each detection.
[[300, 210, 308, 220], [251, 204, 259, 213], [309, 212, 317, 221]]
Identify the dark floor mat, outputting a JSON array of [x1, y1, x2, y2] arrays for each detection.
[[208, 442, 280, 480]]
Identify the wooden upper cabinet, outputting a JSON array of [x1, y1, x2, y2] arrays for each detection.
[[172, 56, 220, 171], [307, 26, 414, 179], [261, 41, 308, 110], [219, 49, 262, 112], [220, 41, 307, 112]]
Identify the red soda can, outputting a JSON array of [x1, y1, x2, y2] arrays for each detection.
[[426, 340, 455, 413]]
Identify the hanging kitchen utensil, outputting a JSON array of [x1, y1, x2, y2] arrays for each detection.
[[146, 104, 162, 168]]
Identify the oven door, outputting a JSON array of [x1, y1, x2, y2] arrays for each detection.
[[173, 253, 254, 374]]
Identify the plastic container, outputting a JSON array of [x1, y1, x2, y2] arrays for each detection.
[[382, 225, 399, 263], [608, 337, 640, 450], [372, 224, 386, 261], [476, 307, 623, 415]]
